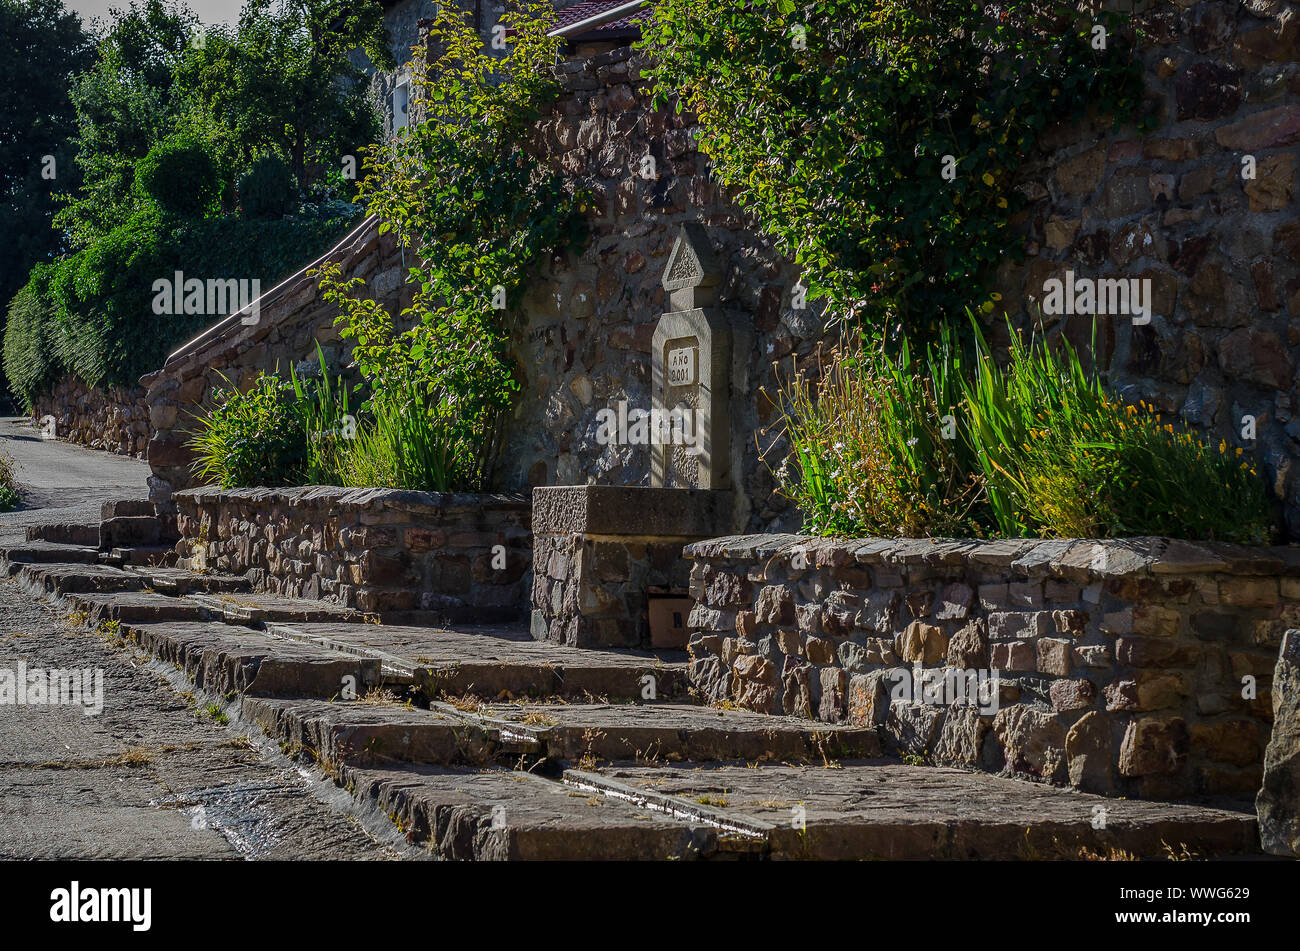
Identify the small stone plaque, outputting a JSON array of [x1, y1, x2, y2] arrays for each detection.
[[668, 346, 696, 386]]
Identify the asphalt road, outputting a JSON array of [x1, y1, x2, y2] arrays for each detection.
[[0, 416, 151, 542]]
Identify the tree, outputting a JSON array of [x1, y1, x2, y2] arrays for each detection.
[[0, 0, 93, 313], [53, 0, 196, 247], [175, 0, 391, 196]]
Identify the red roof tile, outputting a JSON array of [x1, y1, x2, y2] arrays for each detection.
[[551, 0, 651, 37]]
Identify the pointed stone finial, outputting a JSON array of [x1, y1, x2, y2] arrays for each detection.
[[662, 222, 721, 311]]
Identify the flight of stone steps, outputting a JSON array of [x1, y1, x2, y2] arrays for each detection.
[[0, 517, 1265, 861]]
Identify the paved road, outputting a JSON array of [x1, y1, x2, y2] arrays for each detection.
[[0, 418, 411, 859], [0, 416, 151, 541], [0, 581, 409, 859]]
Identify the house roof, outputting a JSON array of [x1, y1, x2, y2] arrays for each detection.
[[548, 0, 651, 41]]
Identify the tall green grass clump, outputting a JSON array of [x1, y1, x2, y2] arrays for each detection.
[[963, 319, 1272, 544], [769, 329, 983, 538], [771, 317, 1275, 545], [189, 345, 353, 489]]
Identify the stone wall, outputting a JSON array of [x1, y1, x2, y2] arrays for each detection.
[[140, 40, 799, 534], [496, 42, 797, 532], [993, 0, 1300, 534], [173, 486, 531, 618], [492, 2, 1300, 536], [684, 534, 1297, 801], [531, 485, 735, 648], [144, 5, 1300, 538], [142, 217, 408, 511], [31, 377, 151, 459]]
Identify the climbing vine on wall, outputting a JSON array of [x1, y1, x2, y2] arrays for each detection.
[[640, 0, 1150, 340], [314, 0, 584, 490]]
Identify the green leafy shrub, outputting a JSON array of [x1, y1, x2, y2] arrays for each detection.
[[187, 372, 309, 489], [288, 343, 354, 485], [0, 446, 20, 512], [2, 268, 61, 405], [310, 0, 582, 492], [238, 154, 297, 219], [134, 134, 222, 218], [771, 319, 1275, 544], [2, 204, 361, 406], [641, 0, 1147, 337]]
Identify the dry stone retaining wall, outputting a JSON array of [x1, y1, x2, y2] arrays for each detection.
[[994, 0, 1300, 534], [684, 533, 1297, 801], [32, 377, 150, 459], [173, 486, 531, 618]]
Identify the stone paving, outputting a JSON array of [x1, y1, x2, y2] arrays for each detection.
[[0, 571, 405, 859], [0, 536, 1270, 860]]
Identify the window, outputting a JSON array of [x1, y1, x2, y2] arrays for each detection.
[[392, 78, 411, 133]]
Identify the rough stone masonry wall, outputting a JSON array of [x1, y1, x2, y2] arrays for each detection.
[[496, 41, 799, 533], [140, 40, 802, 533], [32, 377, 151, 459], [531, 530, 692, 647], [685, 534, 1299, 801], [173, 486, 531, 618], [146, 6, 1300, 536], [994, 0, 1300, 534], [142, 218, 408, 511], [496, 3, 1300, 536]]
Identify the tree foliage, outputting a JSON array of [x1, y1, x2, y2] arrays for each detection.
[[53, 0, 195, 247], [313, 0, 585, 490], [0, 0, 94, 356], [54, 0, 386, 246], [640, 0, 1148, 339], [174, 0, 390, 198]]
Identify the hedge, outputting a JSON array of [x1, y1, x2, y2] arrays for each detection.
[[3, 202, 361, 407]]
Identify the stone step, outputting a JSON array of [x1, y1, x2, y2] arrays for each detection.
[[17, 562, 148, 597], [0, 541, 101, 574], [140, 567, 251, 596], [100, 546, 173, 568], [122, 621, 381, 698], [264, 621, 687, 702], [186, 593, 363, 625], [564, 762, 1263, 860], [99, 515, 161, 550], [341, 764, 719, 860], [441, 700, 880, 763], [242, 696, 495, 768], [243, 694, 878, 770], [67, 591, 214, 625], [101, 499, 155, 520], [26, 522, 99, 547]]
